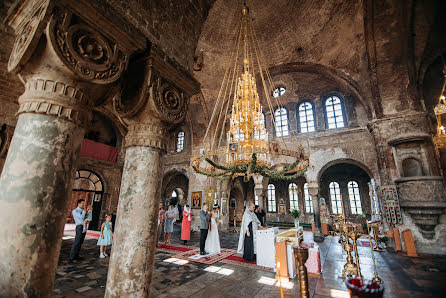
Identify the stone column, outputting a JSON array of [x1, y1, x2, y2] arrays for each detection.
[[0, 82, 88, 296], [106, 122, 166, 297], [309, 186, 324, 242], [0, 2, 139, 295], [106, 46, 200, 295]]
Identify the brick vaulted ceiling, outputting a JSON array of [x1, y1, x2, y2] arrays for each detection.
[[194, 0, 369, 106]]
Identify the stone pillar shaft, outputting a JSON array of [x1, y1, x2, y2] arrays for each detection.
[[106, 123, 166, 297], [309, 186, 324, 242], [0, 112, 84, 296]]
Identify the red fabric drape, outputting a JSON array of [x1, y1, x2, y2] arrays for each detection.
[[80, 139, 118, 163]]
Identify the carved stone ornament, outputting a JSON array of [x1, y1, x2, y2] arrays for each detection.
[[17, 78, 91, 127], [8, 0, 52, 72], [47, 6, 128, 84], [113, 58, 150, 117], [150, 75, 188, 124], [125, 122, 168, 151]]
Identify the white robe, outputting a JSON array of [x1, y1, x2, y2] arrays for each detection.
[[237, 208, 261, 254], [205, 218, 221, 254]]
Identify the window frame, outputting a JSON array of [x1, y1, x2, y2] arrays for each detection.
[[274, 107, 290, 137], [323, 94, 346, 129], [176, 131, 185, 152], [267, 184, 277, 212], [304, 183, 313, 213], [347, 181, 362, 215], [288, 183, 299, 211], [329, 181, 342, 214], [297, 100, 316, 133]]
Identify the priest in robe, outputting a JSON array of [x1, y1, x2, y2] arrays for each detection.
[[237, 202, 263, 261]]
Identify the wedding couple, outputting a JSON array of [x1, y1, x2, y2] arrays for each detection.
[[200, 203, 221, 255]]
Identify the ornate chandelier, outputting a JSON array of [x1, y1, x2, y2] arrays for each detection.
[[192, 4, 309, 182], [433, 65, 446, 152]]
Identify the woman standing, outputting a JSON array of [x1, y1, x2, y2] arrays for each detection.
[[181, 204, 192, 244], [164, 205, 175, 245], [237, 202, 262, 261]]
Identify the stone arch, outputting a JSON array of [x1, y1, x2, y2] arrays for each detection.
[[71, 169, 105, 230], [161, 171, 189, 207], [317, 158, 374, 183], [318, 160, 372, 220]]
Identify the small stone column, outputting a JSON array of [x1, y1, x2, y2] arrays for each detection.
[[0, 1, 139, 295], [309, 186, 324, 242], [106, 122, 166, 297]]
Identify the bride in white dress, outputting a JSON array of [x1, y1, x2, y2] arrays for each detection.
[[205, 209, 221, 254]]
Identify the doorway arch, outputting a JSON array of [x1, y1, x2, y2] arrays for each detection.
[[70, 169, 104, 230]]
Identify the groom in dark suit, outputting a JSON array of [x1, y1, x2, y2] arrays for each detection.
[[200, 203, 210, 255]]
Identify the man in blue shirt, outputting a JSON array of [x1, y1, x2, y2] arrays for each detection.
[[69, 199, 86, 263]]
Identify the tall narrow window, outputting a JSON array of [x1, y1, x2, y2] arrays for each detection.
[[255, 195, 259, 205], [329, 182, 342, 214], [289, 183, 299, 210], [267, 184, 276, 212], [348, 181, 362, 214], [325, 96, 345, 129], [274, 108, 289, 137], [176, 131, 184, 152], [298, 101, 315, 133], [304, 183, 313, 213]]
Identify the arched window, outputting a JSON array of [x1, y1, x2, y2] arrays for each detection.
[[273, 87, 286, 98], [254, 112, 266, 140], [274, 108, 289, 137], [329, 182, 342, 214], [348, 181, 362, 214], [298, 101, 315, 133], [325, 96, 345, 129], [267, 184, 276, 212], [288, 183, 299, 210], [304, 183, 313, 213], [171, 190, 177, 198], [176, 131, 185, 152]]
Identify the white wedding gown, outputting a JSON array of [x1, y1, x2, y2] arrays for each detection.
[[205, 218, 221, 254]]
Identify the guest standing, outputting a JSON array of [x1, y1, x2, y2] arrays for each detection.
[[69, 199, 86, 263], [237, 202, 262, 261], [157, 202, 165, 246], [164, 205, 175, 245], [97, 214, 113, 258], [200, 203, 210, 255], [181, 204, 192, 244]]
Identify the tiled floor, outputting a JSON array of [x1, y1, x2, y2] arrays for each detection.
[[54, 225, 446, 297]]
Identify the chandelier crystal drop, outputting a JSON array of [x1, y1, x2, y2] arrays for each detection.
[[192, 4, 310, 181]]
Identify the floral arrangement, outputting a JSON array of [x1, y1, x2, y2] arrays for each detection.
[[290, 209, 300, 219]]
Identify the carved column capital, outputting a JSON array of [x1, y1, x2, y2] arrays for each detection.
[[6, 0, 146, 126], [125, 121, 168, 151], [113, 47, 201, 125], [17, 78, 92, 127]]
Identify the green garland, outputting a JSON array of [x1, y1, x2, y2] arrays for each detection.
[[193, 153, 308, 181]]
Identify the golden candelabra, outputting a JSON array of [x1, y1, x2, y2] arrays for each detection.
[[232, 208, 238, 233], [294, 247, 310, 298], [334, 214, 363, 280], [367, 221, 383, 284]]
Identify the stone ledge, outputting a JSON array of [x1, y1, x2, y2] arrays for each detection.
[[394, 176, 444, 183], [388, 133, 431, 146]]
